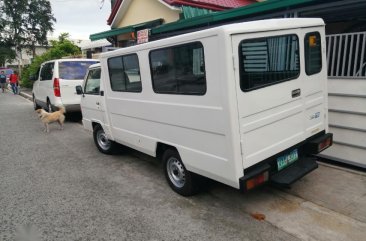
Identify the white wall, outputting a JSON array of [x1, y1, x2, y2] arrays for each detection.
[[320, 78, 366, 168]]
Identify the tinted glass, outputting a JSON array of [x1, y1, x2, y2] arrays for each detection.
[[123, 55, 142, 92], [108, 57, 126, 91], [108, 54, 142, 92], [239, 35, 300, 91], [59, 61, 98, 79], [150, 42, 206, 95], [84, 68, 101, 95], [40, 63, 54, 81], [305, 32, 322, 75]]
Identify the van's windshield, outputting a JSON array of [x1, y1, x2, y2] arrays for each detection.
[[59, 61, 98, 80]]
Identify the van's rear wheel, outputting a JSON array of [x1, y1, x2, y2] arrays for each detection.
[[93, 125, 116, 154], [163, 149, 198, 196], [47, 100, 53, 113]]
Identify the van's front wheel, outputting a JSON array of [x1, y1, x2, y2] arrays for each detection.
[[93, 125, 116, 154], [163, 149, 198, 196]]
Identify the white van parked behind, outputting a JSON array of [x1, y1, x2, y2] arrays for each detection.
[[77, 18, 333, 196], [32, 58, 99, 112]]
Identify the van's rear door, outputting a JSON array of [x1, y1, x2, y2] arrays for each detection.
[[231, 28, 326, 169], [59, 61, 98, 105]]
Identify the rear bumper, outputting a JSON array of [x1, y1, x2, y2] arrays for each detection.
[[239, 131, 332, 191]]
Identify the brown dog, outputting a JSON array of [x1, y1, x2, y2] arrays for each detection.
[[36, 106, 66, 133]]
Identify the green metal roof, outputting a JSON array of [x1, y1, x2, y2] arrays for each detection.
[[151, 0, 317, 35], [182, 6, 216, 19], [90, 18, 164, 41]]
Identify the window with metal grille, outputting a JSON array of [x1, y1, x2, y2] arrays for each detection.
[[239, 34, 300, 92]]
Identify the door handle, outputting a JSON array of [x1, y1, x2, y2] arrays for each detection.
[[96, 102, 100, 105], [292, 89, 301, 98]]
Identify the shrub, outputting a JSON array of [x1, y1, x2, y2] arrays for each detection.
[[21, 34, 81, 88]]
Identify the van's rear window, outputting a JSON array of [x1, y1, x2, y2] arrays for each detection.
[[59, 61, 98, 80], [239, 34, 300, 92]]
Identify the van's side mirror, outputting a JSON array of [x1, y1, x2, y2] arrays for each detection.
[[75, 85, 84, 96]]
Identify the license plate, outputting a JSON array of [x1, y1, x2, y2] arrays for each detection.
[[277, 149, 298, 171]]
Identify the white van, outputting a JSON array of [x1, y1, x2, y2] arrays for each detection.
[[77, 18, 333, 196], [32, 58, 99, 112]]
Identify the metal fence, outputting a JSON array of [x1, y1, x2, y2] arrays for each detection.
[[326, 32, 366, 78]]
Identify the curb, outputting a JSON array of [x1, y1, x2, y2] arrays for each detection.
[[19, 91, 32, 101]]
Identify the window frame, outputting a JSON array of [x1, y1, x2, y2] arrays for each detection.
[[238, 34, 300, 92], [107, 53, 142, 93], [149, 41, 207, 96]]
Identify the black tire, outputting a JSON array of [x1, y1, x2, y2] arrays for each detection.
[[33, 95, 40, 110], [47, 99, 53, 113], [93, 125, 116, 154], [163, 149, 199, 196]]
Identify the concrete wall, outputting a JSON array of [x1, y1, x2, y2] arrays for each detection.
[[320, 78, 366, 168]]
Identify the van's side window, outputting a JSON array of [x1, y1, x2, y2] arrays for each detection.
[[84, 68, 101, 95], [149, 42, 206, 95], [108, 54, 142, 92], [40, 63, 54, 81], [305, 32, 322, 75], [239, 34, 300, 91]]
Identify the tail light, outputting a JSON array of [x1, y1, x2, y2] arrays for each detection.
[[307, 133, 333, 154], [245, 171, 269, 191], [53, 78, 61, 97], [318, 136, 332, 152]]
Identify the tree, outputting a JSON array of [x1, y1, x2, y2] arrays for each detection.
[[21, 33, 81, 88], [0, 44, 16, 66], [0, 0, 55, 70], [27, 0, 56, 57]]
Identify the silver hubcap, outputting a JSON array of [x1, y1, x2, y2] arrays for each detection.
[[167, 157, 185, 188], [97, 130, 111, 150]]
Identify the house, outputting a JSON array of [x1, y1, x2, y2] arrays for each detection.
[[90, 0, 366, 168], [90, 0, 257, 46], [80, 39, 115, 59]]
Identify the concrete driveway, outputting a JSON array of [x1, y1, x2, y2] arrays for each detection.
[[0, 89, 365, 241]]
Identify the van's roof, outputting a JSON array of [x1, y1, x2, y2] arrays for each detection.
[[42, 58, 100, 64], [101, 18, 324, 59], [221, 18, 324, 35]]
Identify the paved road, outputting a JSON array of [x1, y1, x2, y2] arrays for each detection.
[[0, 91, 365, 241]]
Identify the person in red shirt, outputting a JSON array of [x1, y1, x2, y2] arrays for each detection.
[[9, 71, 19, 94]]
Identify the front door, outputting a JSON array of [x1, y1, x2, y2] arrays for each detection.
[[81, 67, 105, 126]]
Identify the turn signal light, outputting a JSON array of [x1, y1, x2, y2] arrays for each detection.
[[246, 171, 269, 191], [53, 78, 61, 97], [309, 35, 317, 47]]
